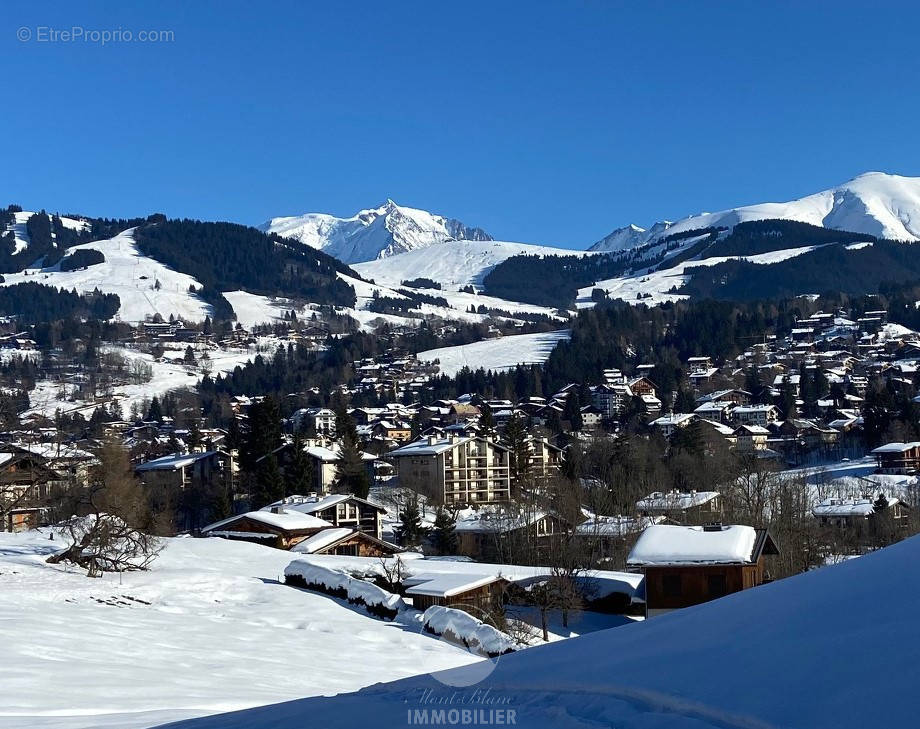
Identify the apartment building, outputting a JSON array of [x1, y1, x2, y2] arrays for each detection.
[[390, 435, 511, 505]]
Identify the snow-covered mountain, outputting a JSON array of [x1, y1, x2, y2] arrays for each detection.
[[592, 172, 920, 251], [588, 220, 673, 253], [262, 200, 492, 264]]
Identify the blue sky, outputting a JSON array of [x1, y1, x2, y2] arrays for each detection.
[[2, 1, 919, 249]]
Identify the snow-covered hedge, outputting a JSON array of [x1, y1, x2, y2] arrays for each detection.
[[422, 606, 518, 658], [285, 560, 407, 620]]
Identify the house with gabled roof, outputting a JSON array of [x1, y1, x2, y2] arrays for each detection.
[[627, 523, 779, 617]]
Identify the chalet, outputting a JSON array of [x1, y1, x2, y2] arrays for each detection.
[[627, 523, 779, 617], [371, 420, 412, 443], [289, 526, 401, 557], [0, 446, 65, 531], [732, 424, 770, 451], [636, 490, 723, 523], [390, 435, 511, 505], [454, 506, 575, 561], [871, 442, 920, 474], [265, 493, 386, 539], [698, 389, 752, 407], [404, 573, 508, 614], [135, 451, 228, 492], [732, 405, 779, 427], [650, 413, 694, 438], [812, 494, 911, 532], [201, 507, 334, 549], [580, 405, 604, 429], [291, 407, 336, 435]]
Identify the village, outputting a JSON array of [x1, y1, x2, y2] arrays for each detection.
[[2, 297, 920, 643]]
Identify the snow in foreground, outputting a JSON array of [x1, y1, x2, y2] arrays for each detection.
[[417, 330, 571, 377], [163, 535, 920, 729], [0, 532, 477, 729]]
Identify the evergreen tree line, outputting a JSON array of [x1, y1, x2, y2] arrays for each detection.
[[0, 282, 120, 324], [133, 219, 358, 314]]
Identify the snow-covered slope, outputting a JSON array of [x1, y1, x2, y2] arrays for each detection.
[[353, 239, 594, 290], [163, 535, 920, 729], [578, 244, 822, 306], [3, 210, 89, 256], [0, 531, 477, 729], [262, 200, 492, 264], [0, 229, 212, 322], [593, 172, 920, 252], [417, 330, 571, 376]]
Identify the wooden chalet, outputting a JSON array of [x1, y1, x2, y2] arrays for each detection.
[[627, 523, 778, 617], [404, 573, 508, 614]]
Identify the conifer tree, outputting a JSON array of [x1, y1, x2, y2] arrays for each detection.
[[431, 507, 458, 554], [396, 495, 428, 546]]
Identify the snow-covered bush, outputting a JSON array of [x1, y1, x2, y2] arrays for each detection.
[[422, 605, 518, 658], [285, 560, 407, 620]]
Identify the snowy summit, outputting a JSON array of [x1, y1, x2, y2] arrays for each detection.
[[261, 200, 492, 264]]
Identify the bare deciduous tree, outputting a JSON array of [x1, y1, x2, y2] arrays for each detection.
[[47, 440, 163, 577]]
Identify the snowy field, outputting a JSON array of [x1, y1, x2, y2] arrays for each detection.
[[165, 534, 920, 729], [0, 531, 479, 729], [416, 330, 571, 377], [0, 230, 212, 323]]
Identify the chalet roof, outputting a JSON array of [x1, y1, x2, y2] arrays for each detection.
[[627, 524, 776, 566], [637, 491, 720, 511], [266, 493, 386, 514], [202, 509, 332, 534], [812, 497, 900, 518], [872, 442, 920, 454], [404, 573, 505, 598], [290, 527, 355, 553], [135, 451, 217, 472]]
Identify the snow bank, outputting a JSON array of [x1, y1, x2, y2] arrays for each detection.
[[422, 605, 518, 658], [164, 534, 920, 729], [284, 559, 407, 620]]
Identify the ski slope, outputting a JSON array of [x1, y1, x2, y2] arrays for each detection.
[[0, 230, 212, 323], [164, 534, 920, 729], [0, 531, 478, 729], [577, 244, 821, 307], [354, 239, 594, 290], [417, 330, 570, 376]]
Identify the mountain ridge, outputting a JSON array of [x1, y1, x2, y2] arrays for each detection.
[[262, 200, 492, 264], [590, 171, 920, 252]]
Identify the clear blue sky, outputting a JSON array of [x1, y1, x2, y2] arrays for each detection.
[[2, 1, 919, 249]]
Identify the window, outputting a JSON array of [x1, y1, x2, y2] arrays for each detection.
[[708, 574, 727, 598], [662, 574, 682, 598]]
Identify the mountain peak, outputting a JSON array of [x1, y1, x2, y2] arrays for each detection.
[[262, 202, 492, 264]]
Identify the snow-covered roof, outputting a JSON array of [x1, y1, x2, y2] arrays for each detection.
[[872, 442, 920, 454], [812, 497, 894, 518], [135, 451, 217, 471], [404, 572, 503, 598], [290, 527, 355, 553], [627, 524, 759, 566], [203, 509, 331, 533], [636, 491, 720, 511]]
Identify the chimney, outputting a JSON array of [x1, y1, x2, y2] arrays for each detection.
[[271, 505, 284, 514]]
